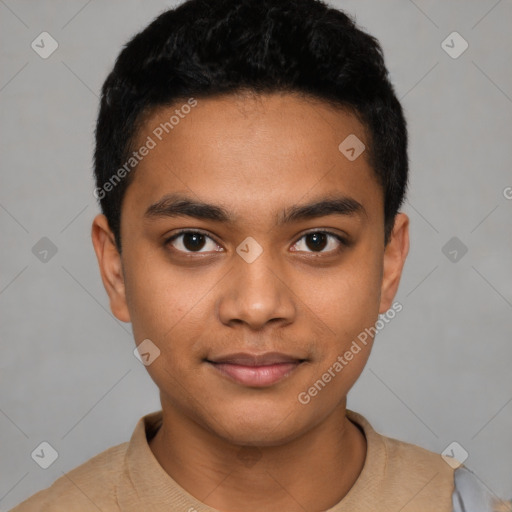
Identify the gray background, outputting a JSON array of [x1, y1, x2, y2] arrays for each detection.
[[1, 0, 511, 509]]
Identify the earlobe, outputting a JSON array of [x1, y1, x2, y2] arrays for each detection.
[[91, 214, 131, 323], [379, 213, 409, 314]]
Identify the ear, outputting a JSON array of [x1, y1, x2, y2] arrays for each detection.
[[91, 214, 131, 323], [379, 213, 409, 314]]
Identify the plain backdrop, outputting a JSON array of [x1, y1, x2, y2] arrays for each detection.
[[1, 0, 511, 509]]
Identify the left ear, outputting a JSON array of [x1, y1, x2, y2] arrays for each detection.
[[379, 213, 409, 314]]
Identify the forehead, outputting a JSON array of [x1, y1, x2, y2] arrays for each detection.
[[123, 92, 382, 226]]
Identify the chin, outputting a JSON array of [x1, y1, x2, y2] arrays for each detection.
[[212, 409, 307, 447]]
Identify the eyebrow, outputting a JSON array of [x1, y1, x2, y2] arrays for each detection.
[[144, 193, 366, 225]]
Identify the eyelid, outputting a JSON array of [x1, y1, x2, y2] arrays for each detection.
[[291, 228, 350, 253], [166, 228, 217, 241], [296, 227, 350, 243], [165, 229, 223, 252]]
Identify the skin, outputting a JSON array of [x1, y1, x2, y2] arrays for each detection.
[[91, 92, 409, 511]]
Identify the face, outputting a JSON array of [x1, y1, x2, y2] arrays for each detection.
[[92, 92, 409, 446]]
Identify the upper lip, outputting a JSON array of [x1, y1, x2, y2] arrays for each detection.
[[207, 352, 304, 366]]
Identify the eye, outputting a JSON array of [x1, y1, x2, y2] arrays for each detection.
[[165, 230, 223, 254], [291, 231, 348, 254]]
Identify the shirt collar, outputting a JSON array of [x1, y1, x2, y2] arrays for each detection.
[[116, 408, 382, 511]]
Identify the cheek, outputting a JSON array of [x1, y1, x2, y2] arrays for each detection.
[[123, 251, 219, 371], [122, 248, 188, 342], [312, 254, 382, 339], [286, 252, 382, 392]]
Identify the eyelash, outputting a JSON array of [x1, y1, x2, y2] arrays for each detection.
[[164, 229, 350, 255]]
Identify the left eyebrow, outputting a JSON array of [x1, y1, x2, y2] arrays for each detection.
[[277, 196, 366, 225], [143, 193, 366, 225]]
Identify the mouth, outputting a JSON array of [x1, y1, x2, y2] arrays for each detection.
[[205, 352, 306, 388]]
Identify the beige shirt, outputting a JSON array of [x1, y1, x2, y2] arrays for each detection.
[[10, 409, 456, 511]]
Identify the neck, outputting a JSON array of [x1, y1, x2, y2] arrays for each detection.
[[149, 399, 367, 512]]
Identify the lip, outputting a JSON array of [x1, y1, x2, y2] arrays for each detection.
[[208, 351, 304, 366], [206, 352, 305, 387]]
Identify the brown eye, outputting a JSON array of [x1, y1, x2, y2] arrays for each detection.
[[291, 231, 347, 253], [305, 232, 328, 251], [166, 230, 222, 253], [182, 232, 206, 251]]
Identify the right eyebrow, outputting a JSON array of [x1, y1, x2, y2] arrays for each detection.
[[144, 194, 231, 223]]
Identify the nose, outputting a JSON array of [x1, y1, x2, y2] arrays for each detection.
[[216, 248, 296, 331]]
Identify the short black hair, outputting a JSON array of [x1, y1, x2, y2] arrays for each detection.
[[94, 0, 408, 252]]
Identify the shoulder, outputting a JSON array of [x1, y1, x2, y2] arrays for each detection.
[[380, 433, 457, 504], [346, 410, 456, 509], [347, 410, 454, 480], [377, 429, 456, 485], [383, 433, 450, 467], [9, 441, 128, 512]]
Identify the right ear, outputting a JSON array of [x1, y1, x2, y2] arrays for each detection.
[[91, 214, 131, 323]]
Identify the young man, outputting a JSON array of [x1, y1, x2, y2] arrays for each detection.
[[11, 0, 509, 510]]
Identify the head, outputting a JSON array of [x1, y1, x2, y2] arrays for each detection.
[[92, 0, 409, 446]]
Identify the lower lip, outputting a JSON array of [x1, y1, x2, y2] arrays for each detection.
[[208, 361, 302, 387]]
